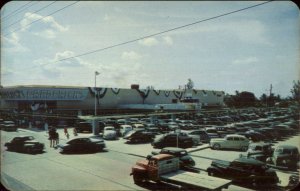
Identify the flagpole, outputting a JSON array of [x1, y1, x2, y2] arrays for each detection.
[[94, 71, 99, 116]]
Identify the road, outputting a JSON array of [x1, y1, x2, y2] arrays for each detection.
[[1, 127, 299, 190]]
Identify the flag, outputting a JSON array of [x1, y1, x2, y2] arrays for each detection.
[[95, 71, 100, 75]]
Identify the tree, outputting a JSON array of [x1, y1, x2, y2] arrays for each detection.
[[291, 80, 300, 102]]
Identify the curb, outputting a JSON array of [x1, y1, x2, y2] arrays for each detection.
[[187, 144, 210, 153]]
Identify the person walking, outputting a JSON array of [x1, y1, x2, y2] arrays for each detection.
[[73, 128, 78, 136], [64, 127, 69, 139], [54, 132, 59, 146], [48, 127, 55, 147]]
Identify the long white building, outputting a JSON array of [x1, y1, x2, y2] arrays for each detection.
[[0, 85, 225, 114]]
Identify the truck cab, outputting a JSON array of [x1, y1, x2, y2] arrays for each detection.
[[131, 154, 179, 184]]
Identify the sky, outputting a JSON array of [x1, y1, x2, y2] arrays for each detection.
[[1, 1, 299, 98]]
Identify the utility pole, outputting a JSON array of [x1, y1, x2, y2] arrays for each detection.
[[94, 71, 100, 116]]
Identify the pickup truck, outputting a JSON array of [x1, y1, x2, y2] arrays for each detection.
[[130, 154, 231, 191], [207, 157, 279, 188]]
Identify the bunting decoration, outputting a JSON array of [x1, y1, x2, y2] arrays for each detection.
[[153, 89, 160, 95], [136, 89, 150, 100], [111, 88, 121, 95], [202, 90, 207, 94], [164, 91, 170, 97], [88, 87, 108, 104], [173, 90, 183, 99]]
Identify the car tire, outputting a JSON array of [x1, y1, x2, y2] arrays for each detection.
[[213, 144, 221, 150]]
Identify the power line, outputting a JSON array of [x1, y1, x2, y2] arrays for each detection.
[[2, 0, 273, 75], [3, 1, 79, 37], [2, 1, 57, 31], [1, 1, 37, 21], [51, 1, 274, 64]]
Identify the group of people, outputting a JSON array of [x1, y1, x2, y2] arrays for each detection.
[[48, 127, 78, 147], [48, 127, 59, 147]]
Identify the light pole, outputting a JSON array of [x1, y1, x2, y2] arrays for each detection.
[[94, 71, 100, 116]]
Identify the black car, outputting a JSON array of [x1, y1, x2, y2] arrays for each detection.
[[123, 129, 155, 143], [57, 137, 106, 153], [246, 142, 274, 162], [151, 147, 195, 168], [0, 120, 17, 131], [151, 133, 194, 149], [266, 145, 300, 169], [5, 136, 44, 153], [207, 157, 279, 188], [186, 130, 210, 143]]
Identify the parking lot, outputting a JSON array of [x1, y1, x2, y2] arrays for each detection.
[[1, 106, 299, 190]]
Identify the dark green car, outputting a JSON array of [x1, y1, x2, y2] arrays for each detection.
[[266, 145, 299, 169]]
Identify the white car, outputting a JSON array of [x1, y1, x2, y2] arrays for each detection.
[[210, 134, 249, 151], [119, 124, 133, 136], [103, 126, 117, 140]]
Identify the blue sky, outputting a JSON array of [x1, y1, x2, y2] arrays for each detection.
[[1, 1, 299, 98]]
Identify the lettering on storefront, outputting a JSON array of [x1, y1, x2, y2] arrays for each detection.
[[0, 88, 88, 100]]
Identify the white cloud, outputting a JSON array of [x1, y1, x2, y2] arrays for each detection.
[[20, 12, 69, 38], [138, 37, 159, 46], [121, 51, 142, 60], [163, 36, 173, 46], [1, 32, 28, 52], [232, 57, 259, 65]]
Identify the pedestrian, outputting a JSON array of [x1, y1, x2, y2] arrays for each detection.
[[64, 127, 70, 139], [73, 128, 78, 136], [48, 127, 55, 147], [54, 132, 59, 146]]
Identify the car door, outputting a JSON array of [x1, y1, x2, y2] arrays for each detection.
[[164, 135, 177, 147], [225, 137, 234, 149]]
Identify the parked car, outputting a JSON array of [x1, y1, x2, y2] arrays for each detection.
[[103, 126, 117, 140], [151, 147, 195, 168], [210, 134, 249, 151], [207, 157, 279, 188], [57, 137, 105, 153], [75, 122, 92, 133], [151, 133, 194, 149], [266, 145, 300, 169], [0, 120, 17, 131], [186, 130, 210, 143], [246, 142, 274, 162], [5, 136, 44, 153], [123, 129, 155, 143], [119, 124, 133, 136]]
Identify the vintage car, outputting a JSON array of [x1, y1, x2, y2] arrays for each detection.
[[151, 133, 194, 149], [266, 145, 300, 169], [246, 142, 274, 162], [57, 137, 105, 153], [103, 126, 117, 140], [210, 134, 249, 151], [5, 136, 44, 153], [123, 129, 155, 143], [151, 147, 195, 168], [0, 120, 17, 131], [186, 130, 210, 143], [207, 157, 279, 188]]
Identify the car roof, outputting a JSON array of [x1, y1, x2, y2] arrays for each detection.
[[234, 157, 265, 165], [151, 154, 174, 161]]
